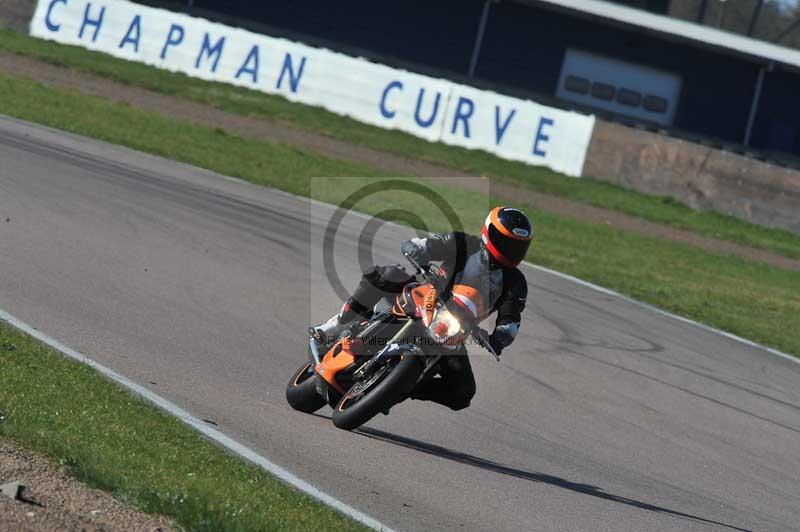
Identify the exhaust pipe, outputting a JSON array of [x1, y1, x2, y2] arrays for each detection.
[[308, 337, 322, 366]]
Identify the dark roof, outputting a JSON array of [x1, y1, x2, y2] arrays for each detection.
[[521, 0, 800, 68]]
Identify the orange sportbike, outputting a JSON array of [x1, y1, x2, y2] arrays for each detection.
[[285, 254, 498, 431]]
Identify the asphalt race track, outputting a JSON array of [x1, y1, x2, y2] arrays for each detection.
[[1, 116, 799, 532]]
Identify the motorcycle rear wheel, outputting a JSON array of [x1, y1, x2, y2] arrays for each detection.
[[286, 362, 326, 413], [332, 353, 421, 431]]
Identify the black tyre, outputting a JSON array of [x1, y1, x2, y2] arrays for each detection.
[[286, 362, 326, 413], [332, 354, 421, 431]]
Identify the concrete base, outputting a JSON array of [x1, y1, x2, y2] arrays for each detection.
[[585, 120, 800, 235], [0, 0, 35, 32]]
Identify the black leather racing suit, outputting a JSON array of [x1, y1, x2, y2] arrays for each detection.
[[339, 232, 528, 410]]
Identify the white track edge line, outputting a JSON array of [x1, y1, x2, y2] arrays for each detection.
[[310, 195, 799, 366], [0, 308, 395, 532], [5, 119, 795, 530]]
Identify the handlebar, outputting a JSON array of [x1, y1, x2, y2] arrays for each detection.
[[403, 252, 425, 276], [472, 327, 500, 362], [404, 252, 441, 288]]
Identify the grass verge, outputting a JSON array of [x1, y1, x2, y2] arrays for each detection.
[[0, 54, 797, 531], [0, 322, 367, 531], [1, 71, 798, 358], [2, 29, 800, 259]]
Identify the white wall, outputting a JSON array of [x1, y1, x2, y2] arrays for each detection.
[[31, 0, 596, 176]]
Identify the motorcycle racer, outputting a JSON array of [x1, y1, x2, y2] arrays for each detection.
[[313, 206, 533, 410]]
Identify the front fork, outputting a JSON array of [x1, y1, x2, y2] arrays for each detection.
[[308, 337, 323, 366]]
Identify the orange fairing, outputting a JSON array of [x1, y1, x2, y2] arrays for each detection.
[[412, 284, 437, 325], [451, 284, 486, 320], [393, 283, 438, 321], [315, 340, 357, 393]]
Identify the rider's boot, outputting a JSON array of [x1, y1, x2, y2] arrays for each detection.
[[313, 313, 348, 343], [311, 298, 367, 343]]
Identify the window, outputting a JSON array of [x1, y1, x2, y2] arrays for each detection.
[[617, 88, 642, 107], [591, 82, 616, 101], [643, 94, 668, 113], [564, 75, 591, 94]]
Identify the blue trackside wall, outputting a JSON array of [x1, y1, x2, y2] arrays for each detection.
[[144, 0, 799, 158], [749, 68, 800, 156], [189, 0, 485, 74]]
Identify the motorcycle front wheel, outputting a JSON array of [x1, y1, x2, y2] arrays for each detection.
[[331, 353, 421, 431], [285, 361, 326, 413]]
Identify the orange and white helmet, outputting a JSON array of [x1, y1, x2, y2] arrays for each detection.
[[481, 207, 533, 268]]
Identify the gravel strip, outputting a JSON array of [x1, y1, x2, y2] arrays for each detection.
[[0, 438, 174, 532]]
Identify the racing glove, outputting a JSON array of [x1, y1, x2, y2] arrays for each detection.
[[489, 322, 520, 357], [488, 333, 504, 357], [474, 327, 502, 357], [401, 238, 429, 265]]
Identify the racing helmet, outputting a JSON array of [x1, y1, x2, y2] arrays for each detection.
[[481, 207, 533, 268]]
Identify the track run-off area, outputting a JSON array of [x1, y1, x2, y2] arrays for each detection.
[[1, 116, 799, 532]]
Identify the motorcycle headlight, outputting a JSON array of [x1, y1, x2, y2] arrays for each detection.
[[429, 307, 464, 343]]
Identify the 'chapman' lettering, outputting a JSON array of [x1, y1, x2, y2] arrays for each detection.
[[78, 2, 105, 42], [236, 45, 260, 83], [118, 15, 141, 52], [160, 23, 184, 60], [277, 53, 306, 93], [196, 33, 226, 72], [45, 0, 67, 32]]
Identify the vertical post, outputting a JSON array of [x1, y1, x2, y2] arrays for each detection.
[[468, 0, 492, 78], [744, 63, 771, 147], [696, 0, 709, 23], [747, 0, 764, 36], [776, 17, 800, 43]]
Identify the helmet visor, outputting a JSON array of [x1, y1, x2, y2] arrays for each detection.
[[488, 224, 530, 265]]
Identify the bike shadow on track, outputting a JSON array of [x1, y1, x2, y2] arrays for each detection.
[[310, 414, 751, 532]]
